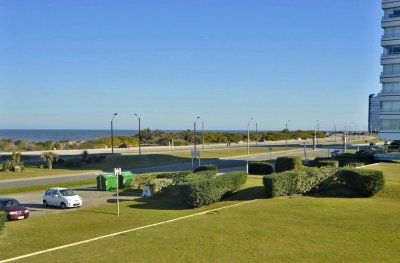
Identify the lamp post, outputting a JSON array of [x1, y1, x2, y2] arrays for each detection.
[[247, 117, 254, 155], [316, 119, 319, 145], [111, 113, 117, 169], [134, 113, 141, 155], [285, 120, 290, 150], [194, 116, 200, 153], [202, 120, 205, 151], [255, 121, 258, 149]]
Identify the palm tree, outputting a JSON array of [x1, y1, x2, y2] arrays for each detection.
[[40, 152, 59, 169]]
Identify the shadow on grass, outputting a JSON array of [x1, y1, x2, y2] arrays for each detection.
[[223, 186, 266, 201], [128, 194, 190, 211]]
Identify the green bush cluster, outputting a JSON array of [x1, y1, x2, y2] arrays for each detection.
[[275, 157, 303, 173], [0, 211, 5, 231], [179, 171, 247, 208], [263, 167, 336, 197], [335, 169, 384, 197], [184, 171, 217, 182], [307, 159, 339, 168], [155, 171, 192, 184], [148, 179, 174, 194], [248, 162, 274, 175], [193, 165, 218, 173], [263, 167, 384, 198]]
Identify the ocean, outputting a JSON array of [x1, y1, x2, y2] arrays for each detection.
[[0, 129, 248, 142]]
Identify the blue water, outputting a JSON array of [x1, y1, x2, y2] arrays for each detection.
[[0, 129, 137, 142], [0, 129, 248, 142]]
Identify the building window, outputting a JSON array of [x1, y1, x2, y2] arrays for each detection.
[[383, 83, 400, 93], [381, 101, 400, 111], [381, 119, 400, 130], [383, 64, 400, 74], [384, 26, 400, 38]]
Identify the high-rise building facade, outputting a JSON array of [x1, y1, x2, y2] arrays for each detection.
[[380, 0, 400, 140], [369, 94, 380, 132]]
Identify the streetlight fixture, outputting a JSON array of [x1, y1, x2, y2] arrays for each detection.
[[316, 119, 319, 145], [111, 113, 117, 168], [247, 117, 254, 155], [285, 120, 290, 150], [194, 116, 200, 153], [134, 113, 141, 155]]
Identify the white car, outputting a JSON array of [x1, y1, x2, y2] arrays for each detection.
[[43, 187, 82, 209]]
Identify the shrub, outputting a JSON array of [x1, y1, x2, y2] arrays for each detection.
[[132, 173, 157, 189], [307, 159, 339, 168], [184, 171, 217, 182], [335, 168, 385, 197], [179, 171, 247, 208], [275, 157, 303, 173], [339, 160, 365, 167], [193, 165, 218, 173], [0, 211, 5, 231], [148, 179, 174, 194], [263, 167, 336, 197], [155, 171, 192, 184], [248, 162, 274, 175]]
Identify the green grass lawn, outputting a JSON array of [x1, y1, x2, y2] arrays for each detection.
[[0, 167, 99, 181], [1, 162, 399, 262]]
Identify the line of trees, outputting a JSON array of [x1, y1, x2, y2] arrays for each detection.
[[0, 129, 326, 152]]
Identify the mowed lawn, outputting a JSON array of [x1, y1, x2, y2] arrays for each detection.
[[1, 163, 399, 262]]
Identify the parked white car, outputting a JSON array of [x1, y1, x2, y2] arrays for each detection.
[[43, 187, 82, 209]]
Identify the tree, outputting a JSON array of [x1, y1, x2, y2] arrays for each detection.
[[40, 152, 59, 169]]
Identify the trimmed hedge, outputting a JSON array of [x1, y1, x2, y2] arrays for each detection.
[[180, 171, 247, 208], [184, 171, 217, 182], [335, 168, 385, 197], [148, 179, 174, 194], [308, 159, 339, 168], [156, 170, 192, 184], [0, 211, 5, 231], [248, 162, 274, 175], [263, 167, 336, 197], [193, 165, 218, 173], [275, 157, 302, 173]]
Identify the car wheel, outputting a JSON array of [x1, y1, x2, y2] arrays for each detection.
[[60, 202, 66, 209], [43, 200, 48, 207]]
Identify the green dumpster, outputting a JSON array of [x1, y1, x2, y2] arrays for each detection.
[[96, 173, 117, 191], [119, 171, 135, 188]]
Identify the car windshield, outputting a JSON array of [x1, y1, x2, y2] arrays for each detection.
[[59, 189, 76, 196], [2, 200, 20, 208]]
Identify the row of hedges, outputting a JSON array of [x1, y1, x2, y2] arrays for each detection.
[[263, 167, 384, 198], [179, 171, 247, 207], [307, 159, 339, 168], [248, 162, 274, 175], [193, 165, 218, 173], [263, 167, 336, 197], [275, 157, 303, 173], [0, 211, 5, 231]]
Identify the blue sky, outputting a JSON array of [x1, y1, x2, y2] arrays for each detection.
[[0, 0, 382, 131]]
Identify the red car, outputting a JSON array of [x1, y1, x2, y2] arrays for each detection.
[[0, 197, 29, 221]]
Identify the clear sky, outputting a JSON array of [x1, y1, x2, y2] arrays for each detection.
[[0, 0, 382, 131]]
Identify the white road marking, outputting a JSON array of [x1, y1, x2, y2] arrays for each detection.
[[0, 199, 256, 263]]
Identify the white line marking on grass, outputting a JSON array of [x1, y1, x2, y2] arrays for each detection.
[[0, 200, 256, 263]]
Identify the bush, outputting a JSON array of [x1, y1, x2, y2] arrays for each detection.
[[155, 171, 192, 184], [335, 168, 385, 197], [132, 173, 157, 189], [184, 171, 217, 182], [248, 162, 274, 175], [339, 160, 365, 167], [0, 211, 5, 231], [307, 159, 339, 168], [275, 157, 303, 173], [148, 179, 174, 194], [193, 165, 218, 173], [179, 171, 247, 208], [263, 167, 336, 197]]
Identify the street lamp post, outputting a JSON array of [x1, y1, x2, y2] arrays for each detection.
[[194, 116, 200, 153], [247, 117, 254, 155], [202, 120, 205, 151], [285, 120, 290, 150], [255, 121, 258, 149], [316, 119, 319, 145], [134, 113, 141, 155], [111, 113, 117, 168]]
